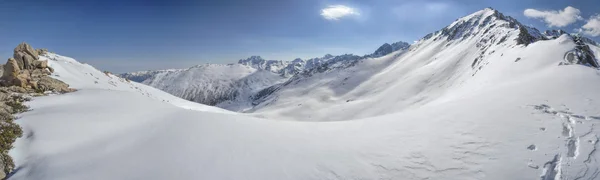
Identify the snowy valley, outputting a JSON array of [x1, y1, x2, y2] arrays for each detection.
[[4, 7, 600, 180]]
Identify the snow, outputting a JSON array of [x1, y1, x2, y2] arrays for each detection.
[[139, 63, 288, 111], [37, 53, 231, 113], [7, 9, 600, 180]]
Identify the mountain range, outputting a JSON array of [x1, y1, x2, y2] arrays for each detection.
[[9, 8, 600, 180], [120, 8, 599, 114]]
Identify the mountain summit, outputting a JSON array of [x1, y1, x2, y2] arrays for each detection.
[[120, 8, 598, 112], [10, 7, 600, 180]]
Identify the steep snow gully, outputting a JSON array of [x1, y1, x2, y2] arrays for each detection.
[[8, 8, 600, 180]]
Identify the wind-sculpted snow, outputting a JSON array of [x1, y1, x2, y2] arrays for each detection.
[[8, 8, 600, 180], [35, 53, 230, 113], [10, 64, 600, 179]]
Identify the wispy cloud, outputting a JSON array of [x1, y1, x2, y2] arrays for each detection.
[[523, 6, 582, 27], [320, 5, 359, 21], [579, 15, 600, 37]]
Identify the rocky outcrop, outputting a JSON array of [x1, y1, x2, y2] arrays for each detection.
[[372, 43, 393, 57], [543, 30, 567, 39], [370, 41, 411, 58], [35, 48, 48, 56], [0, 43, 75, 179], [1, 43, 75, 93], [36, 76, 74, 93], [563, 35, 599, 68], [13, 42, 39, 70]]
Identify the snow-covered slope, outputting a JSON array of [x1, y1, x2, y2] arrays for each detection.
[[37, 53, 231, 113], [141, 64, 287, 111], [8, 8, 600, 180], [10, 49, 600, 180], [120, 43, 407, 109], [248, 8, 598, 121]]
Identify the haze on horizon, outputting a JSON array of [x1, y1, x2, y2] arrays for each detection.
[[1, 0, 599, 73]]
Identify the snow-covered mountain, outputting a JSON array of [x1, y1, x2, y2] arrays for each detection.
[[9, 8, 600, 180], [249, 8, 600, 120], [370, 41, 411, 58], [120, 41, 407, 110], [141, 64, 287, 111]]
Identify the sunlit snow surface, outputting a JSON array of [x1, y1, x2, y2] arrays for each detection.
[[8, 10, 600, 180]]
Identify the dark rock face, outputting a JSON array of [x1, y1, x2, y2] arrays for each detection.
[[371, 41, 410, 58], [373, 43, 393, 57], [570, 35, 599, 68], [543, 30, 567, 39]]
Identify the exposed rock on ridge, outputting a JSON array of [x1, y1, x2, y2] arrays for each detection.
[[1, 42, 73, 93]]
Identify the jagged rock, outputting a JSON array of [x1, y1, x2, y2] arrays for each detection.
[[13, 52, 25, 70], [22, 54, 34, 70], [31, 69, 51, 78], [543, 30, 567, 39], [32, 60, 48, 69], [14, 42, 38, 61], [562, 35, 599, 68], [371, 41, 410, 58], [37, 76, 75, 93], [13, 42, 40, 71], [372, 43, 393, 57], [35, 48, 48, 56], [0, 43, 69, 93]]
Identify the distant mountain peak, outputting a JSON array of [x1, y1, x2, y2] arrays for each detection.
[[420, 7, 545, 46], [371, 41, 410, 58]]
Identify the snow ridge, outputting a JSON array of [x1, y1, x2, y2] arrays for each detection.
[[8, 7, 600, 180], [119, 42, 409, 109]]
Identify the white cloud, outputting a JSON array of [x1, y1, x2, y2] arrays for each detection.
[[581, 15, 600, 37], [320, 5, 359, 20], [523, 6, 582, 27]]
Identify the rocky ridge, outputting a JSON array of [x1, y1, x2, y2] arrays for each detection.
[[0, 42, 76, 179]]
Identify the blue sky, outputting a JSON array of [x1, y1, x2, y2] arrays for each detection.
[[1, 0, 599, 73]]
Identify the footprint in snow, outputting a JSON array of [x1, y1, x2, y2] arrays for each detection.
[[527, 144, 537, 151]]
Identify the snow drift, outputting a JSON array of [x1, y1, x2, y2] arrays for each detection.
[[7, 8, 600, 180]]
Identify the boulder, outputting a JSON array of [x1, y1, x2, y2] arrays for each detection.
[[14, 42, 38, 60], [12, 52, 25, 70], [22, 54, 34, 70], [13, 42, 40, 70], [37, 76, 75, 93], [30, 80, 38, 90], [1, 43, 67, 93], [12, 71, 31, 88], [32, 60, 48, 69], [2, 58, 20, 79], [31, 69, 51, 78]]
